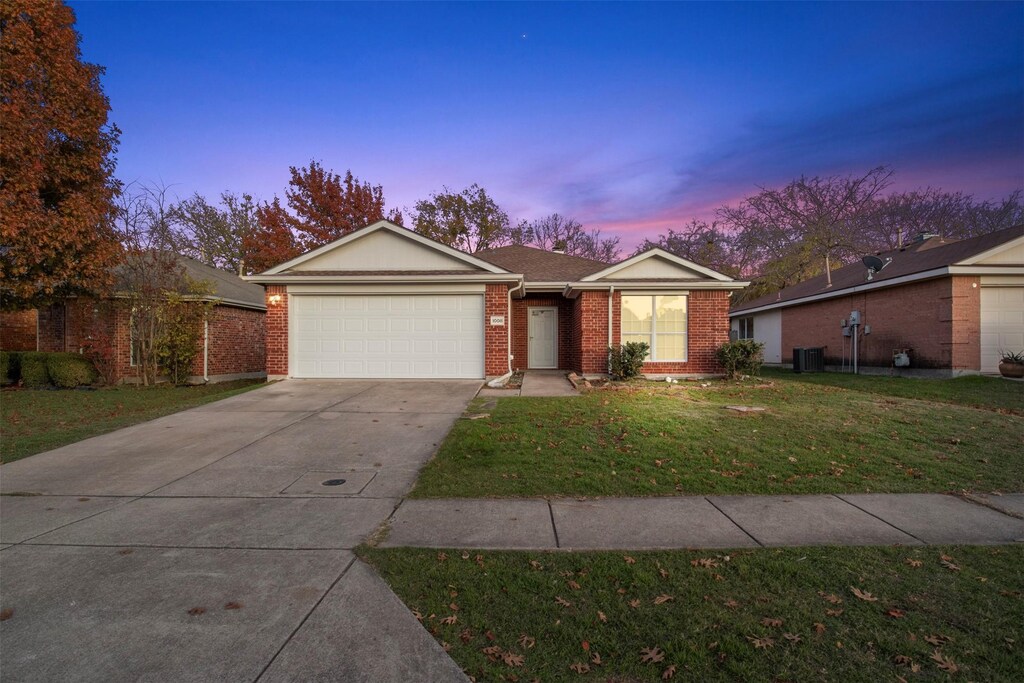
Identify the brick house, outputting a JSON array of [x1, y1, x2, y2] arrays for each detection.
[[729, 225, 1024, 376], [246, 220, 748, 380], [5, 255, 267, 383]]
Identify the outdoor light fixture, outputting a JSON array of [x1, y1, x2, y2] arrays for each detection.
[[268, 294, 282, 305]]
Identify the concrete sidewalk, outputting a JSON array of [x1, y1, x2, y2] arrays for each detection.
[[381, 492, 1024, 550]]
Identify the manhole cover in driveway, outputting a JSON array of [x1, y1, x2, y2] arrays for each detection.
[[281, 471, 377, 495]]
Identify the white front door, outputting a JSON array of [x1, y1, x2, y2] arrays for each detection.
[[528, 307, 558, 369], [292, 294, 484, 378]]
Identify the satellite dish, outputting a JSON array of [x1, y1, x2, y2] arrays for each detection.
[[861, 255, 891, 281], [862, 255, 885, 271]]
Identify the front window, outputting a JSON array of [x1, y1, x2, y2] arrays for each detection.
[[621, 295, 688, 361]]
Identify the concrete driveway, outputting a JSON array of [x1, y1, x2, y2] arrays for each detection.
[[0, 380, 479, 682]]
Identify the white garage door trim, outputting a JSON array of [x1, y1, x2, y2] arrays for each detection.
[[291, 294, 484, 379], [980, 286, 1024, 373]]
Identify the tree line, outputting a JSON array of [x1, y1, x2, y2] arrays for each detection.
[[2, 0, 1020, 315]]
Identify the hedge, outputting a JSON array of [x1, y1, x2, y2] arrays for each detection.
[[47, 352, 98, 388], [0, 351, 98, 388]]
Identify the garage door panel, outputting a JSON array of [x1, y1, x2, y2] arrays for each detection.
[[981, 287, 1024, 373], [292, 295, 484, 378]]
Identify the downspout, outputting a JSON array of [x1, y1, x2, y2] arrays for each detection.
[[203, 318, 209, 383], [607, 285, 615, 374]]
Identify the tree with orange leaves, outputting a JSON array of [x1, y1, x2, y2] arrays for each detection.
[[247, 161, 403, 272], [0, 0, 122, 310]]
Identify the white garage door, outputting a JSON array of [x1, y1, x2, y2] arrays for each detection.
[[292, 295, 484, 379], [981, 287, 1024, 373]]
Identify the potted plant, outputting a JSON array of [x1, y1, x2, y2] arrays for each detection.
[[998, 349, 1024, 379]]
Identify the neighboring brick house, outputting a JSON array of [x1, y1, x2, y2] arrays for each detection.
[[247, 220, 748, 380], [0, 309, 38, 351], [22, 255, 267, 383], [729, 225, 1024, 376]]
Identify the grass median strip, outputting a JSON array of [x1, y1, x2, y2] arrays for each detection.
[[1, 380, 265, 463], [412, 376, 1023, 498], [360, 544, 1024, 682]]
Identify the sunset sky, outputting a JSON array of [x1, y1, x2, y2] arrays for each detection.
[[70, 1, 1024, 250]]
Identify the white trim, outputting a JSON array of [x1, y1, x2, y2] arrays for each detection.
[[582, 248, 735, 282], [248, 274, 522, 285], [254, 220, 511, 275], [957, 232, 1024, 265], [948, 265, 1024, 275]]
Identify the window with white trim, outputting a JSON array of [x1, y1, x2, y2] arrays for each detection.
[[621, 294, 687, 361], [737, 316, 754, 340]]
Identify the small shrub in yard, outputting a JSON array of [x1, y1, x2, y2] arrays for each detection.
[[19, 352, 51, 388], [608, 341, 650, 380], [716, 339, 765, 379], [46, 353, 98, 388]]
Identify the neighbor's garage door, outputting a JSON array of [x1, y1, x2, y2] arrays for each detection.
[[981, 287, 1024, 373], [292, 295, 484, 379]]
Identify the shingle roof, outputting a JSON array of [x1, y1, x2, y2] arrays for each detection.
[[270, 270, 485, 276], [475, 245, 609, 282], [731, 224, 1024, 314], [114, 254, 266, 309]]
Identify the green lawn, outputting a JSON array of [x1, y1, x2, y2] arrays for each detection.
[[412, 375, 1024, 498], [361, 545, 1024, 682], [0, 380, 265, 463]]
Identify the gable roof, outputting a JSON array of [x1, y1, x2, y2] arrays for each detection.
[[256, 220, 510, 276], [474, 245, 610, 281], [582, 248, 735, 282], [731, 224, 1024, 316]]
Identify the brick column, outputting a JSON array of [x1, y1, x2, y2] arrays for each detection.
[[484, 284, 509, 377], [265, 285, 288, 379]]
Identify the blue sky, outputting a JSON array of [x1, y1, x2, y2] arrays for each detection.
[[71, 1, 1024, 248]]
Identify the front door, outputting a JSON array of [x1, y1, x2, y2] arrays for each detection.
[[528, 307, 558, 369]]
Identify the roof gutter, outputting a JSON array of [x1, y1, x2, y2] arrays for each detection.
[[244, 274, 524, 285]]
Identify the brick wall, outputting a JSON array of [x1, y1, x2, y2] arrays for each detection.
[[485, 284, 510, 376], [577, 290, 612, 374], [0, 309, 38, 350], [204, 306, 266, 375], [510, 294, 573, 370], [779, 276, 978, 370], [265, 285, 288, 377]]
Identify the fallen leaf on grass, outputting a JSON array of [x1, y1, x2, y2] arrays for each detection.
[[924, 634, 952, 647], [783, 633, 802, 643], [529, 560, 543, 570], [567, 580, 581, 590], [482, 645, 503, 661], [460, 628, 473, 644], [825, 609, 844, 617], [818, 592, 843, 604], [437, 552, 447, 562], [624, 556, 636, 565], [691, 557, 719, 569], [850, 586, 879, 602], [569, 662, 590, 674], [502, 651, 525, 667], [886, 609, 906, 619], [518, 634, 535, 649], [662, 664, 677, 679], [893, 655, 921, 672], [556, 596, 572, 608], [761, 617, 783, 628], [597, 611, 607, 623], [441, 615, 458, 625], [905, 558, 923, 568], [629, 599, 641, 608], [747, 636, 774, 649], [640, 646, 665, 663], [653, 594, 674, 605], [930, 650, 959, 673], [814, 623, 826, 634], [591, 652, 602, 666], [723, 599, 739, 609], [412, 609, 424, 622], [940, 559, 961, 572]]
